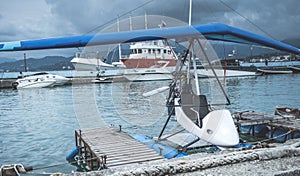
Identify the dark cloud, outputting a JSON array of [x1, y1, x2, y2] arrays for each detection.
[[43, 0, 300, 40]]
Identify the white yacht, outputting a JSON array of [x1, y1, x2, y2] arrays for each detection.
[[71, 40, 178, 81], [70, 40, 177, 71], [71, 52, 125, 71], [120, 40, 177, 69], [12, 72, 69, 89]]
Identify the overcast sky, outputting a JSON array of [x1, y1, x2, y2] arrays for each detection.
[[0, 0, 299, 58]]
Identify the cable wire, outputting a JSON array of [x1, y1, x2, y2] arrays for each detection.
[[217, 0, 276, 40], [85, 0, 156, 34]]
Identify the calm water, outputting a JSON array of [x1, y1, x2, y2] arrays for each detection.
[[0, 74, 299, 174]]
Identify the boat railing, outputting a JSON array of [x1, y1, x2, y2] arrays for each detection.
[[121, 54, 130, 58], [75, 52, 100, 59]]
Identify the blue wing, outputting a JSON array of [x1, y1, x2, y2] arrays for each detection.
[[0, 23, 299, 54]]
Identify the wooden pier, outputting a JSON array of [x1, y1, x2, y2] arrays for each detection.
[[75, 126, 163, 170]]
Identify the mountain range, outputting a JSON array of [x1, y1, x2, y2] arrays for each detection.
[[0, 56, 74, 72]]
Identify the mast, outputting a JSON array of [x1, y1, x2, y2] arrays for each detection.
[[117, 16, 122, 61], [189, 0, 192, 26], [23, 53, 27, 72], [144, 12, 148, 29], [129, 14, 133, 31]]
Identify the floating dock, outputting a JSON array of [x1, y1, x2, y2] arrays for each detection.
[[74, 126, 163, 170], [234, 111, 300, 142]]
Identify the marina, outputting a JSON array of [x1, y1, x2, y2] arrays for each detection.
[[0, 72, 300, 175], [1, 1, 300, 175]]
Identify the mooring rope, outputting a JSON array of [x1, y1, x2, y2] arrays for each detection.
[[104, 141, 300, 176], [1, 155, 101, 175]]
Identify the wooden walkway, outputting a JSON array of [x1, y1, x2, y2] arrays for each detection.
[[75, 126, 163, 170]]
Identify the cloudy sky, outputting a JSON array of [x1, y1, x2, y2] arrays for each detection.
[[0, 0, 299, 58]]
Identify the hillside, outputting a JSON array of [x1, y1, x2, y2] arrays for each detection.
[[0, 56, 74, 72], [0, 57, 17, 64]]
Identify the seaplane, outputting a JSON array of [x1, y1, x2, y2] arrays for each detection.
[[1, 17, 299, 148]]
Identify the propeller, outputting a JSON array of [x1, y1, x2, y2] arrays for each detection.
[[142, 86, 170, 97]]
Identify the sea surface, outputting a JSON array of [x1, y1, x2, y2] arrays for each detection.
[[0, 73, 299, 174]]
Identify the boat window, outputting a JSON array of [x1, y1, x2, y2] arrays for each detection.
[[157, 49, 161, 54], [148, 49, 151, 54], [154, 41, 157, 45], [152, 49, 155, 53], [164, 49, 167, 54], [138, 49, 142, 54]]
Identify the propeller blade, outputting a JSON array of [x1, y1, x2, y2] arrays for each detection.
[[142, 86, 169, 97]]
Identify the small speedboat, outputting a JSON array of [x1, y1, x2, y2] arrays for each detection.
[[275, 106, 299, 119], [12, 72, 69, 89], [91, 77, 113, 83], [256, 68, 293, 74]]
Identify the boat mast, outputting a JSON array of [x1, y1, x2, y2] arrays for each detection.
[[189, 0, 192, 26], [129, 14, 133, 31], [117, 16, 122, 61], [23, 53, 27, 72], [145, 12, 148, 30]]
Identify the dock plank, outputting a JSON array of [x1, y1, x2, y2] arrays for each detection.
[[76, 126, 163, 169]]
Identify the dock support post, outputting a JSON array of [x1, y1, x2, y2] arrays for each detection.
[[79, 130, 82, 155], [237, 124, 241, 133], [158, 147, 163, 156], [270, 126, 274, 142], [75, 131, 78, 147], [291, 131, 295, 139]]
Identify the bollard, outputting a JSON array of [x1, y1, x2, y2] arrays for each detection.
[[159, 147, 163, 156]]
